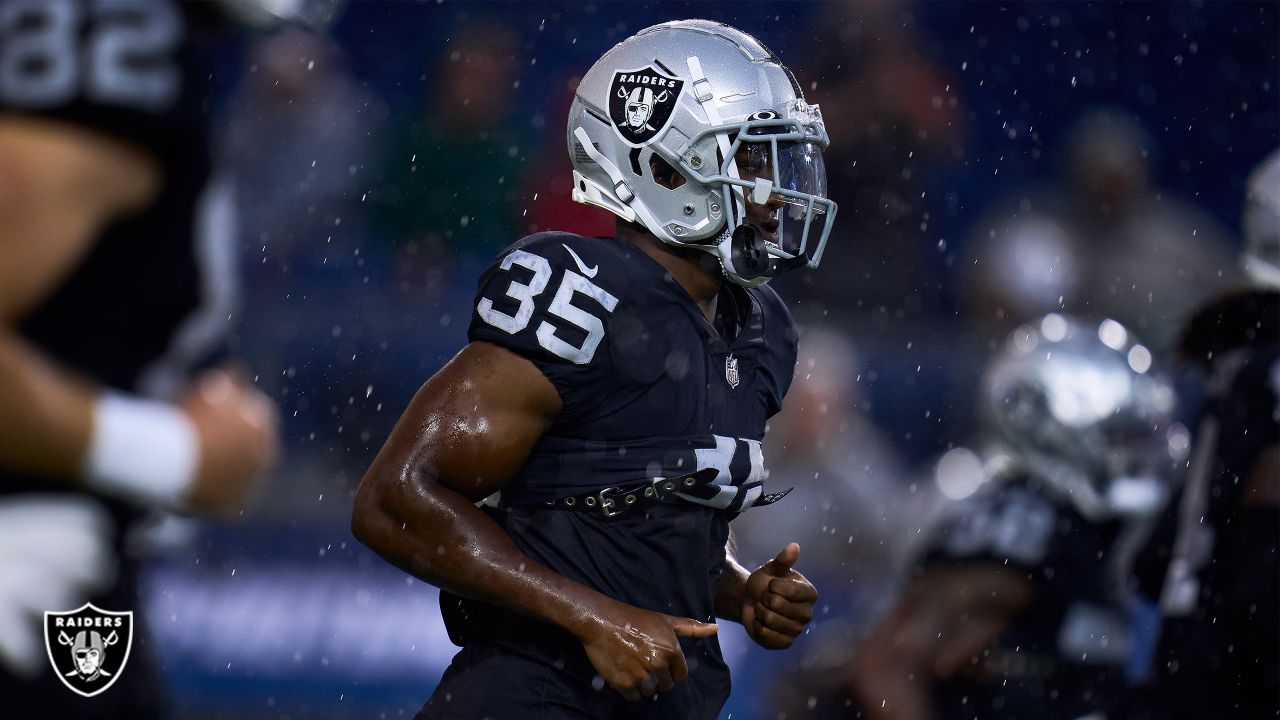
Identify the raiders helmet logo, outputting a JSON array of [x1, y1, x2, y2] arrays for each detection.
[[44, 603, 133, 698], [608, 65, 685, 147]]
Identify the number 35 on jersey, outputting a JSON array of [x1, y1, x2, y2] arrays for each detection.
[[475, 247, 620, 365]]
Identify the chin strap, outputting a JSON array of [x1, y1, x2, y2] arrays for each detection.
[[571, 126, 636, 221], [689, 54, 767, 284], [725, 224, 809, 286], [686, 56, 747, 229], [572, 125, 668, 234]]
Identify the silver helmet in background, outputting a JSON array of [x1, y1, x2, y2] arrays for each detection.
[[981, 314, 1189, 519], [217, 0, 343, 28], [1243, 150, 1280, 290], [569, 20, 837, 287]]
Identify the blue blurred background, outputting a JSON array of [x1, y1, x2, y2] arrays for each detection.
[[142, 2, 1278, 717]]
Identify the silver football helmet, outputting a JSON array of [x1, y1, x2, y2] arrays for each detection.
[[568, 20, 837, 287], [218, 0, 343, 28], [982, 314, 1188, 519], [1243, 150, 1280, 289]]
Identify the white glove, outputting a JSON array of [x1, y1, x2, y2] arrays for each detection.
[[0, 496, 117, 677]]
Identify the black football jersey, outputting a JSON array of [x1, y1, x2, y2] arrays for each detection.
[[443, 232, 798, 711], [2, 0, 234, 495], [1, 0, 234, 425], [1134, 333, 1280, 718], [920, 477, 1130, 720], [467, 231, 798, 510], [0, 0, 216, 162], [0, 1, 234, 713], [1, 0, 233, 399]]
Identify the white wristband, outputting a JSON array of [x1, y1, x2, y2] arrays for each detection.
[[83, 392, 199, 507]]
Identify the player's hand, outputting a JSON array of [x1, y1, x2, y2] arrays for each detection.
[[179, 367, 279, 516], [742, 543, 817, 650], [577, 600, 718, 701]]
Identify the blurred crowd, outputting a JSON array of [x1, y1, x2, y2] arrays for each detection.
[[124, 2, 1276, 718]]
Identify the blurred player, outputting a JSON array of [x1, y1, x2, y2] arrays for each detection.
[[353, 19, 835, 720], [844, 315, 1186, 720], [1131, 151, 1280, 718], [0, 1, 329, 716]]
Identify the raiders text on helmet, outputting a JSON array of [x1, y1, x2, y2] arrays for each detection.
[[568, 20, 837, 286], [609, 66, 685, 146]]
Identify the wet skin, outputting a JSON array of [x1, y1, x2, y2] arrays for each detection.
[[351, 218, 817, 701]]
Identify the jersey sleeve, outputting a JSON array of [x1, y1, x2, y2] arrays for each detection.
[[468, 234, 623, 423]]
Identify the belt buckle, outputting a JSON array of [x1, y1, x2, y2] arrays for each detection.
[[596, 486, 626, 518]]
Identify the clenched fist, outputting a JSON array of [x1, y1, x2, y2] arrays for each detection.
[[179, 367, 279, 516]]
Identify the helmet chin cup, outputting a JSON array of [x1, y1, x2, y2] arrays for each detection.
[[730, 225, 769, 281], [726, 224, 810, 284]]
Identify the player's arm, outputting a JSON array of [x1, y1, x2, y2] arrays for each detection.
[[0, 116, 160, 323], [0, 116, 156, 478], [715, 530, 752, 622], [847, 566, 1033, 720], [0, 117, 276, 514], [716, 528, 818, 649], [351, 340, 717, 701]]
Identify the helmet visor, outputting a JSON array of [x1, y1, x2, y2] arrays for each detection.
[[734, 139, 832, 259]]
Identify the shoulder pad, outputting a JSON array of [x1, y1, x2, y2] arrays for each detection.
[[471, 233, 624, 367]]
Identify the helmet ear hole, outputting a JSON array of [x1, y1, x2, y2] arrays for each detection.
[[649, 154, 687, 190], [628, 147, 644, 176]]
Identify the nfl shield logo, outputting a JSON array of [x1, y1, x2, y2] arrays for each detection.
[[44, 603, 133, 698], [725, 354, 740, 389]]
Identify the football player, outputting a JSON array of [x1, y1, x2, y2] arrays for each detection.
[[352, 20, 836, 720], [1130, 151, 1280, 718], [0, 1, 317, 716], [844, 315, 1186, 720]]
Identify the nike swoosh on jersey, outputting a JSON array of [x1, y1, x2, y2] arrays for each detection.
[[562, 243, 599, 278]]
